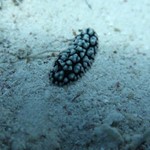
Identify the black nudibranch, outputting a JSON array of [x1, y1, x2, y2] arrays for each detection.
[[49, 28, 99, 86]]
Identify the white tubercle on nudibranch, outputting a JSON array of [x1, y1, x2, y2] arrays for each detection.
[[49, 28, 99, 86]]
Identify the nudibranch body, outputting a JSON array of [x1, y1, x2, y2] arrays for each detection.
[[49, 28, 99, 86]]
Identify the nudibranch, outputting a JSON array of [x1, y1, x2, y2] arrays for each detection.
[[49, 28, 99, 86]]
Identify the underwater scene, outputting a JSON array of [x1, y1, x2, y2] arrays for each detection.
[[0, 0, 150, 149]]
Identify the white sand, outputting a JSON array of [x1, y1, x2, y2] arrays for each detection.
[[0, 0, 150, 149]]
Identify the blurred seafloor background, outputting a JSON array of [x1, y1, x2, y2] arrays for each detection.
[[0, 0, 150, 150]]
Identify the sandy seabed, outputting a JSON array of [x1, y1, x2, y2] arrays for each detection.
[[0, 0, 150, 150]]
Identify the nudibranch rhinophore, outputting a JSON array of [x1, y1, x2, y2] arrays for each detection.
[[49, 28, 99, 86]]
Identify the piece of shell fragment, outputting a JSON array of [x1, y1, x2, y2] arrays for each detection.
[[49, 28, 99, 86]]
